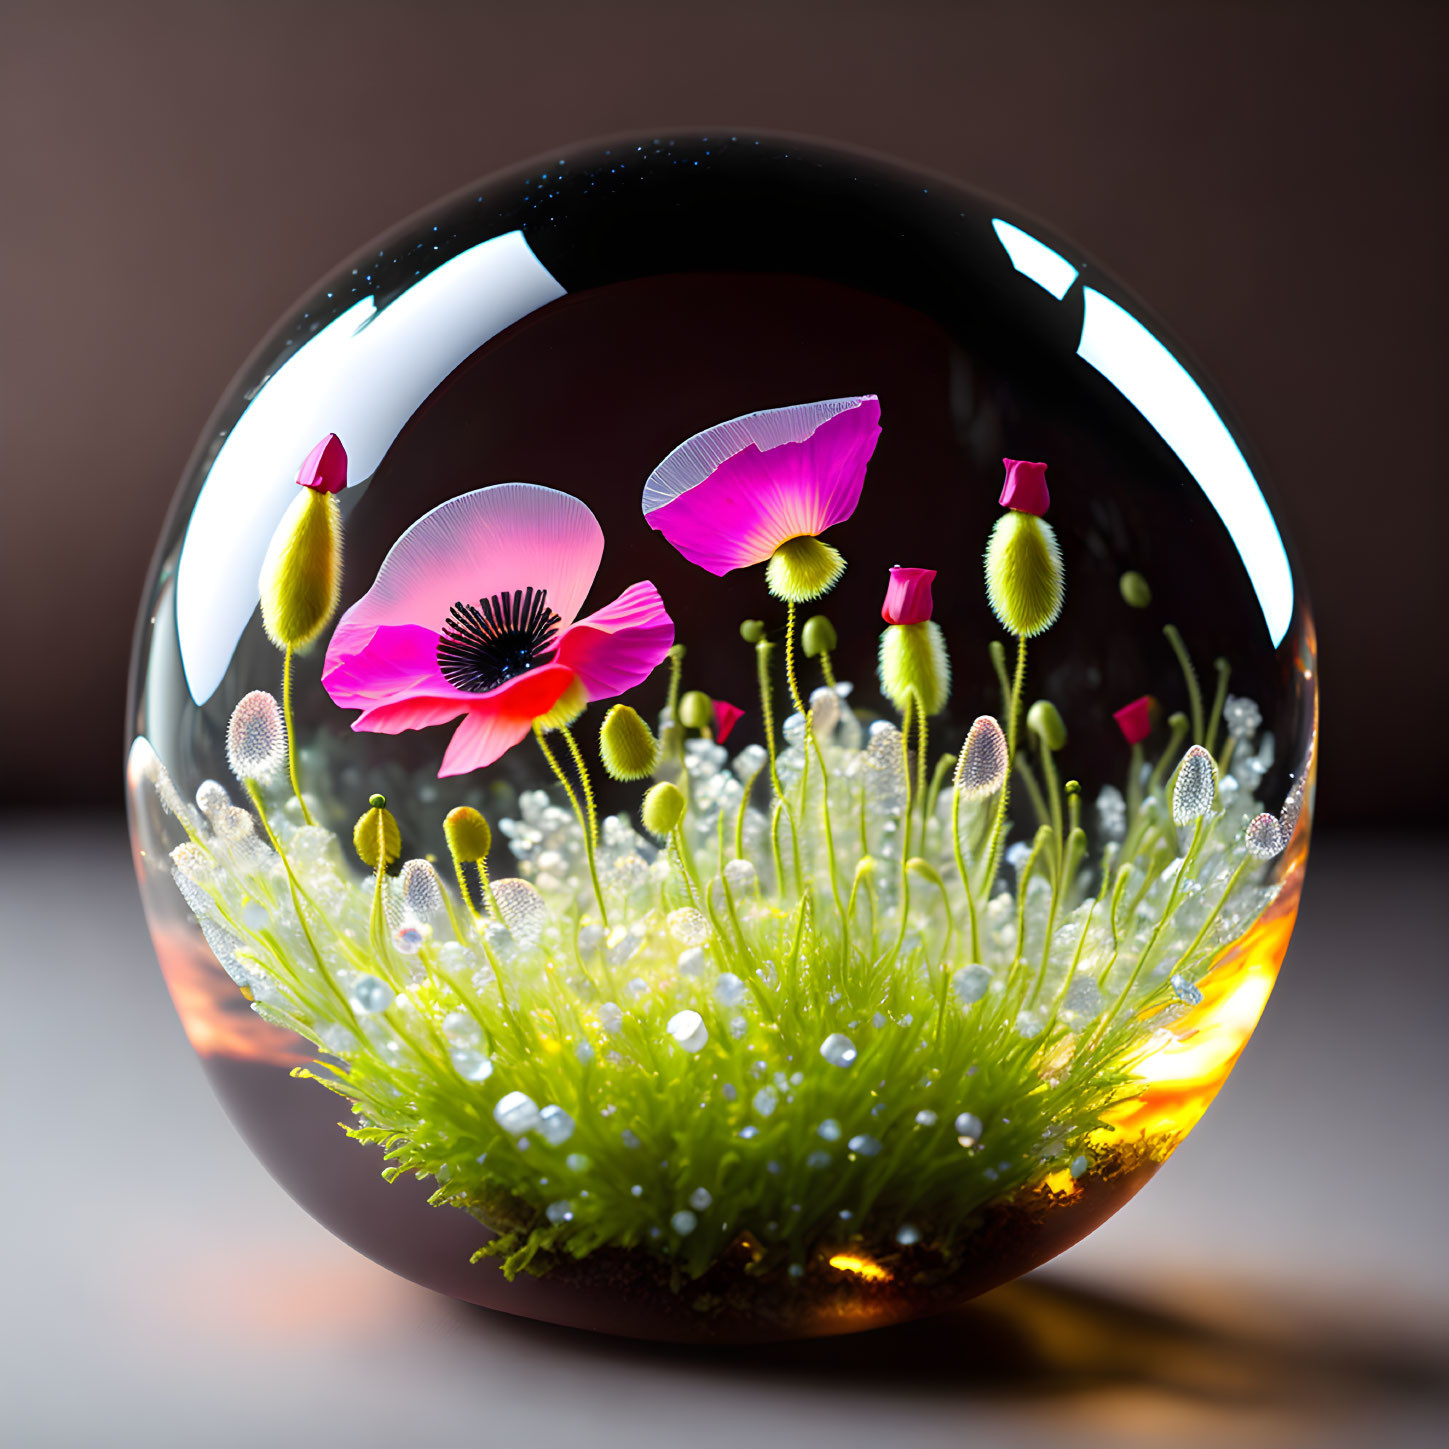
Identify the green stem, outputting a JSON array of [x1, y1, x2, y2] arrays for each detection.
[[951, 785, 983, 964], [756, 641, 783, 799], [281, 646, 314, 825], [1164, 624, 1204, 744], [1205, 657, 1231, 758], [978, 636, 1027, 899], [534, 725, 609, 927]]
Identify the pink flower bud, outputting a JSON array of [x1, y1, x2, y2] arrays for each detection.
[[714, 699, 745, 743], [297, 433, 348, 494], [998, 458, 1050, 516], [881, 566, 936, 625], [1113, 696, 1154, 745]]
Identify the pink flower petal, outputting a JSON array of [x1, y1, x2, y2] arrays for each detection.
[[999, 459, 1050, 516], [333, 484, 604, 654], [322, 623, 456, 709], [882, 566, 936, 625], [643, 397, 881, 575], [713, 699, 744, 742], [439, 710, 536, 776], [1113, 696, 1154, 745], [297, 433, 347, 494], [553, 581, 675, 702]]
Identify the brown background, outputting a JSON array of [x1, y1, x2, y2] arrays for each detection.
[[1, 0, 1444, 823]]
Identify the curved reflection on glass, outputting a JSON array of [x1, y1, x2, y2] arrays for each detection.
[[128, 132, 1316, 1342]]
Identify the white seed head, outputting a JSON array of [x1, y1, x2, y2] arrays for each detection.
[[1244, 812, 1286, 860], [491, 877, 548, 946], [954, 716, 1009, 800], [194, 779, 232, 820], [399, 858, 444, 915], [226, 690, 286, 784], [1171, 744, 1218, 825]]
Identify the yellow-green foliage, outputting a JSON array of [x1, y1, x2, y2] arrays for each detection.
[[259, 489, 343, 650], [985, 511, 1064, 638], [353, 801, 401, 869]]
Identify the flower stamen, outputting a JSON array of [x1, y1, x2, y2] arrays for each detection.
[[437, 587, 561, 693]]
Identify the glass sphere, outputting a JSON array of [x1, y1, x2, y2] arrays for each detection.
[[127, 132, 1316, 1342]]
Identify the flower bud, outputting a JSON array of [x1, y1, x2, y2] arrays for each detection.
[[642, 781, 685, 837], [354, 795, 401, 869], [1026, 699, 1067, 752], [713, 699, 745, 743], [679, 690, 714, 730], [739, 619, 766, 644], [878, 621, 950, 716], [443, 805, 492, 862], [801, 615, 838, 657], [258, 434, 346, 652], [985, 510, 1064, 638], [954, 716, 1008, 800], [881, 567, 936, 626], [1119, 570, 1152, 608], [1112, 696, 1154, 746], [599, 704, 659, 781], [998, 458, 1050, 516]]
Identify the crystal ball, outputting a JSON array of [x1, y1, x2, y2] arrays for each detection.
[[127, 132, 1316, 1341]]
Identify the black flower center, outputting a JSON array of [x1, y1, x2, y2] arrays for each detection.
[[437, 587, 561, 693]]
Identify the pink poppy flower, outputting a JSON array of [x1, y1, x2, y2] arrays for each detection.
[[322, 484, 675, 776], [713, 699, 745, 743], [1113, 696, 1154, 745], [881, 566, 936, 625], [642, 396, 881, 601]]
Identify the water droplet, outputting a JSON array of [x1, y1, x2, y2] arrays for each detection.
[[819, 1032, 857, 1068], [350, 975, 393, 1014], [753, 1086, 778, 1116], [1170, 973, 1204, 1006], [955, 1112, 983, 1147], [914, 1109, 938, 1127], [537, 1104, 575, 1146], [952, 963, 992, 1005], [666, 1009, 708, 1052], [449, 1047, 493, 1081], [671, 1209, 698, 1235], [1070, 1154, 1090, 1179], [817, 1118, 842, 1141], [715, 972, 747, 1006], [546, 1200, 574, 1224], [689, 1187, 712, 1211], [807, 1150, 832, 1170], [848, 1134, 882, 1156], [723, 858, 757, 890], [667, 906, 710, 945], [677, 946, 707, 976], [895, 1224, 921, 1246], [493, 1091, 541, 1135]]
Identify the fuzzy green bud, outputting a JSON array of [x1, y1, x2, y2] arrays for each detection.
[[984, 511, 1064, 638], [1119, 570, 1152, 608], [906, 857, 945, 888], [598, 704, 658, 781], [259, 488, 343, 652], [354, 797, 401, 869], [1026, 699, 1067, 752], [878, 621, 950, 716], [739, 619, 766, 644], [679, 691, 714, 731], [443, 806, 492, 863], [801, 614, 838, 658], [642, 781, 685, 838], [766, 535, 845, 603]]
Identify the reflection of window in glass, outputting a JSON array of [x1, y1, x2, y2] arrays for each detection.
[[176, 232, 566, 705], [992, 218, 1293, 647]]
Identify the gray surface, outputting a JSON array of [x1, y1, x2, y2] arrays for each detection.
[[2, 819, 1446, 1448]]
